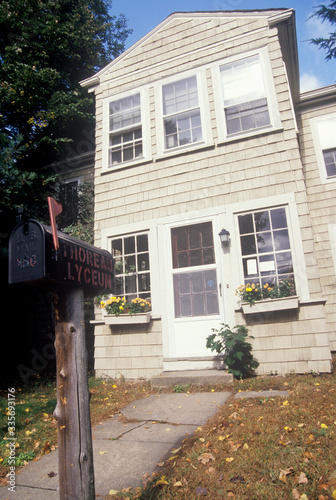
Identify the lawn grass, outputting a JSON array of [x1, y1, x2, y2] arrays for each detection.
[[1, 368, 335, 499]]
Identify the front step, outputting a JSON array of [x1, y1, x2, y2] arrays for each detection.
[[151, 369, 234, 389]]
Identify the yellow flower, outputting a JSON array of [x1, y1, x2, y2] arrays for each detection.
[[321, 423, 328, 429], [246, 287, 252, 292], [119, 306, 124, 311]]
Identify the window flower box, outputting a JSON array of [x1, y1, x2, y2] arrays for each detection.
[[241, 296, 299, 315], [103, 312, 151, 325]]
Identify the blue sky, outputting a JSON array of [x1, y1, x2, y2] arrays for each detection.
[[111, 0, 336, 92]]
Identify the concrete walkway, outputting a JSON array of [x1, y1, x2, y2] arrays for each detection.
[[0, 392, 231, 499], [1, 389, 288, 499]]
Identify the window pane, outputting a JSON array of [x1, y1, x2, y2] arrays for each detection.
[[171, 222, 215, 269], [194, 294, 205, 316], [138, 254, 149, 271], [240, 234, 256, 255], [173, 271, 219, 318], [181, 296, 192, 316], [124, 237, 135, 255], [273, 229, 290, 251], [257, 232, 273, 253], [271, 208, 287, 229], [238, 214, 254, 235], [254, 211, 270, 232], [323, 148, 336, 177]]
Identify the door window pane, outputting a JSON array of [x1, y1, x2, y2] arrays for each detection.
[[173, 271, 219, 318], [171, 222, 215, 269]]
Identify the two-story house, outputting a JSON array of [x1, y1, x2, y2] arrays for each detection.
[[80, 9, 336, 379]]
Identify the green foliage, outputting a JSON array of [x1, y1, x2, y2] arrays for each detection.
[[310, 1, 336, 60], [206, 324, 259, 379], [0, 0, 131, 217]]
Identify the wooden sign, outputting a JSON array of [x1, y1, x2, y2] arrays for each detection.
[[8, 219, 114, 295]]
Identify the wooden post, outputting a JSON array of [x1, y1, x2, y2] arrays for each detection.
[[53, 288, 95, 499]]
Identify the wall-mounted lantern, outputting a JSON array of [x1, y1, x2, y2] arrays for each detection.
[[219, 228, 230, 246]]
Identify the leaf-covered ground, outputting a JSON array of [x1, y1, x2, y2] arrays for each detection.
[[1, 367, 335, 499]]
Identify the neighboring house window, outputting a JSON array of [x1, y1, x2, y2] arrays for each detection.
[[59, 179, 80, 226], [171, 222, 219, 317], [162, 76, 202, 150], [111, 233, 151, 302], [237, 206, 296, 291], [108, 93, 142, 166], [311, 114, 336, 181], [220, 54, 270, 135]]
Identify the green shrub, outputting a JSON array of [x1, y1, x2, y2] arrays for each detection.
[[206, 324, 259, 379]]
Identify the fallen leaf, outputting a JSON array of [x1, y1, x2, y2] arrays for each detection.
[[174, 481, 183, 487], [206, 467, 216, 474], [48, 471, 57, 478], [195, 486, 207, 495], [279, 467, 294, 483], [198, 453, 215, 465], [157, 462, 165, 467], [292, 488, 300, 499], [171, 447, 181, 454], [226, 457, 234, 463], [109, 489, 119, 495], [100, 451, 107, 455], [243, 443, 249, 450], [282, 400, 289, 406], [156, 476, 168, 486], [298, 472, 308, 484]]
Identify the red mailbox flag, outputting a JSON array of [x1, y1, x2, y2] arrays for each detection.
[[48, 197, 63, 250]]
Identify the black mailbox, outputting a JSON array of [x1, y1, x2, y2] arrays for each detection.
[[8, 219, 114, 295]]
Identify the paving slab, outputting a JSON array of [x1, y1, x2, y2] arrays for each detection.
[[122, 392, 231, 425], [234, 390, 289, 399], [151, 369, 233, 388]]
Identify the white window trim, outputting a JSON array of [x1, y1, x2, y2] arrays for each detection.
[[155, 68, 213, 158], [329, 224, 336, 272], [102, 86, 151, 173], [310, 113, 336, 184], [212, 47, 282, 144]]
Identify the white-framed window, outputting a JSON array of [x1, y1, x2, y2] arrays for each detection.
[[111, 232, 151, 303], [213, 48, 281, 142], [156, 70, 212, 156], [102, 88, 150, 171], [236, 205, 296, 292], [310, 113, 336, 182]]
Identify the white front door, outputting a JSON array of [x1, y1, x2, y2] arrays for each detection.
[[163, 219, 226, 369]]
